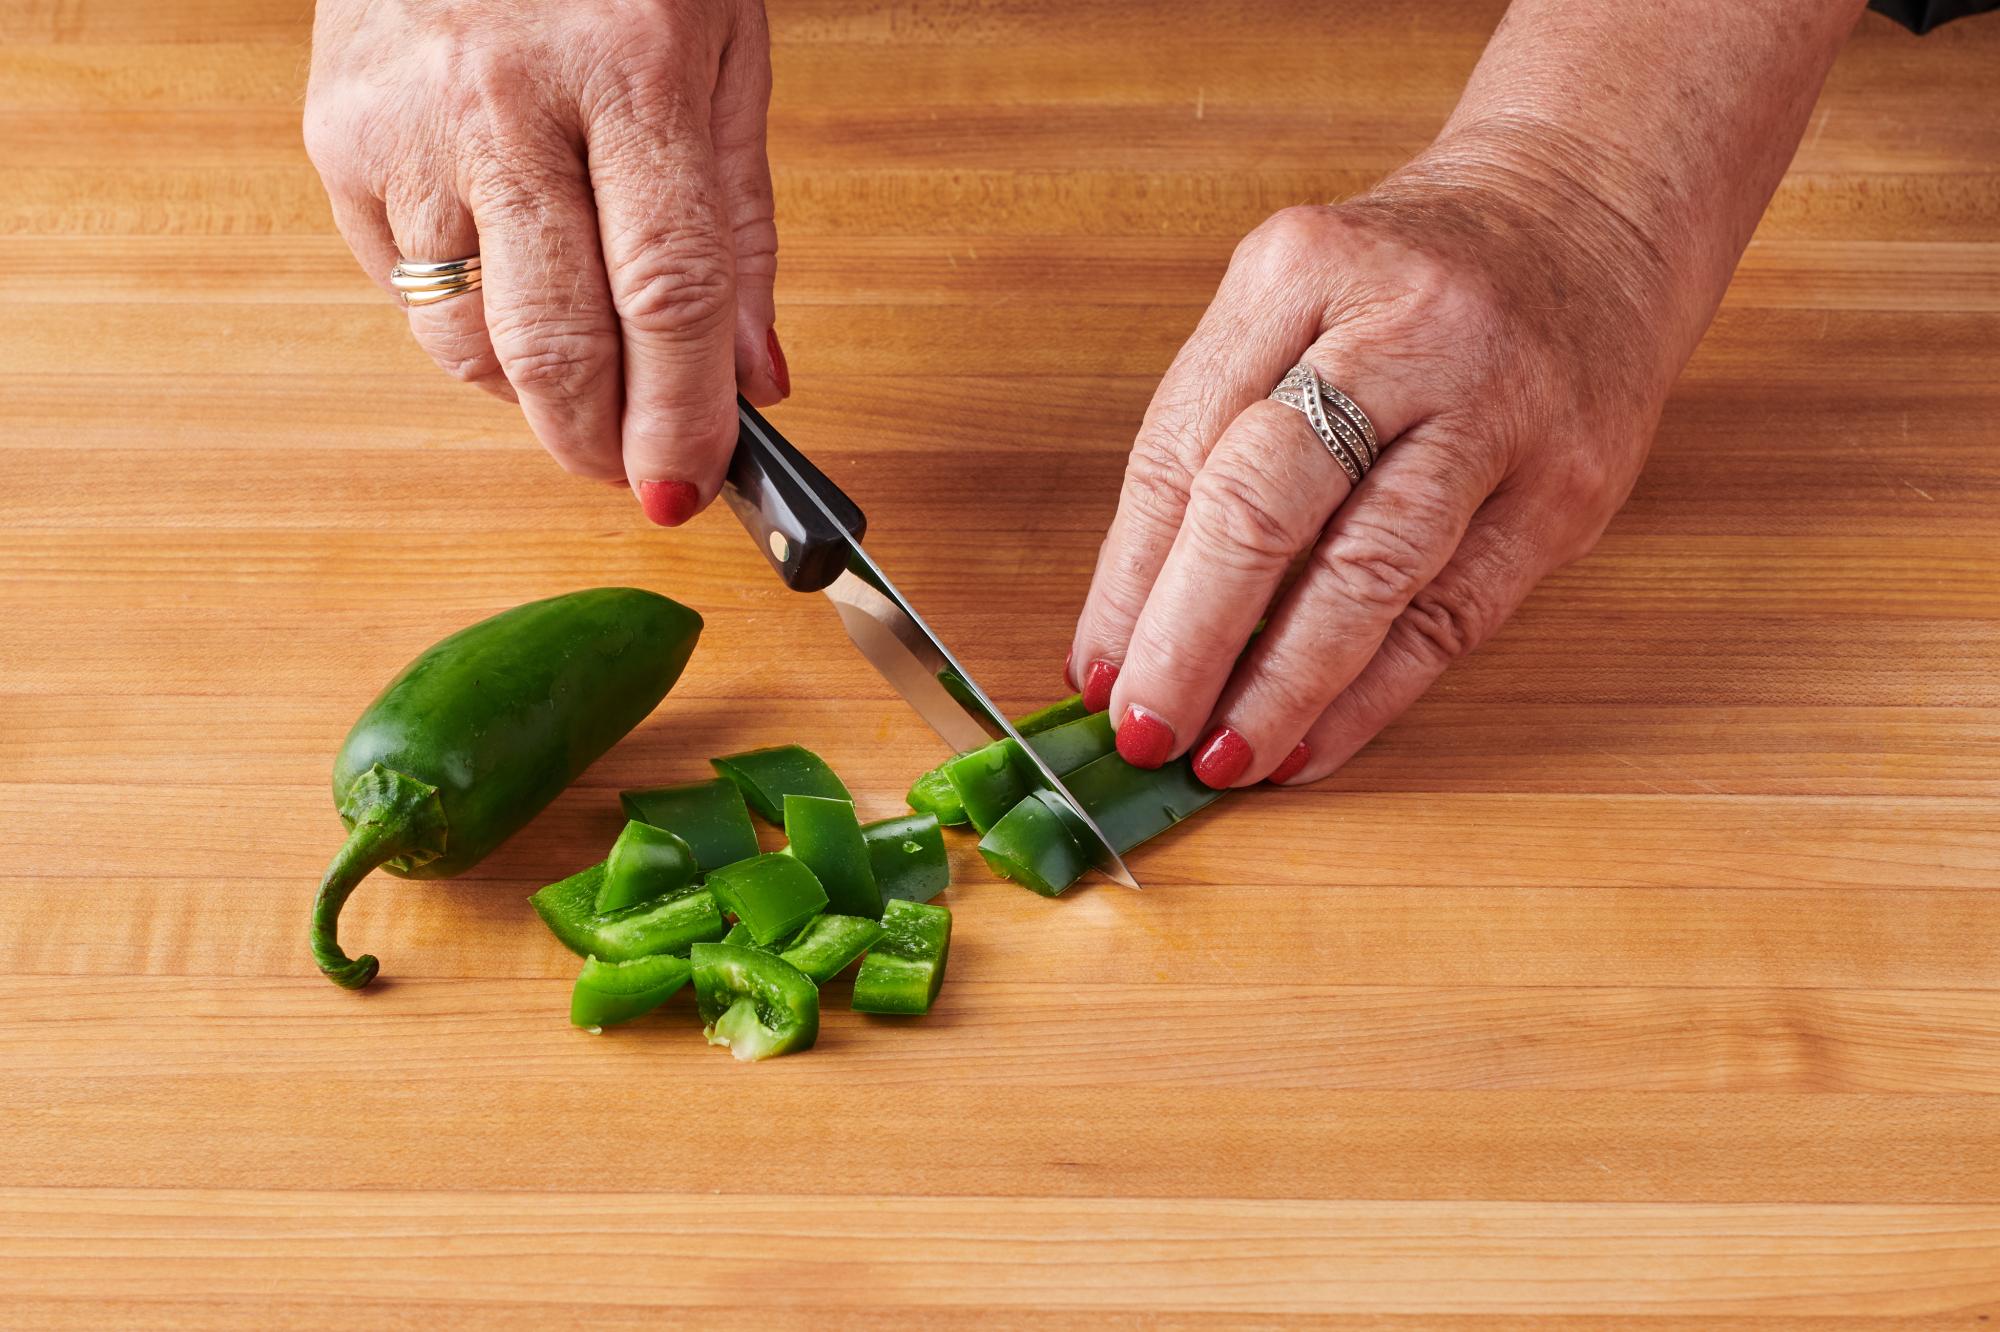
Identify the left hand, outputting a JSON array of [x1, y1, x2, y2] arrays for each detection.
[[1067, 178, 1674, 788]]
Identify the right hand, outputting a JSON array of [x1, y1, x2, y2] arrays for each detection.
[[305, 0, 786, 526]]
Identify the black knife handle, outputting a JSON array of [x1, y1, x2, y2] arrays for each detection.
[[722, 397, 868, 593]]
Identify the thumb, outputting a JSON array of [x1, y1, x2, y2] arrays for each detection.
[[714, 0, 785, 405]]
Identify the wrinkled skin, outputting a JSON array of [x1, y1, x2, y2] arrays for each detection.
[[304, 0, 784, 517], [1068, 153, 1674, 787]]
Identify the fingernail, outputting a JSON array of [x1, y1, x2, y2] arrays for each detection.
[[1082, 659, 1119, 714], [1267, 741, 1311, 785], [1115, 705, 1175, 769], [1192, 726, 1252, 789], [636, 479, 700, 528], [766, 326, 790, 398]]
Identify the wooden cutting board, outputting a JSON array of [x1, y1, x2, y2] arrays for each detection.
[[3, 1, 1998, 1324]]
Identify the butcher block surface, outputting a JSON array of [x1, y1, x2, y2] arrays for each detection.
[[3, 1, 2000, 1324]]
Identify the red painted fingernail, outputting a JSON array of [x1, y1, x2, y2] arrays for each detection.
[[1116, 705, 1174, 769], [1082, 659, 1119, 713], [637, 479, 700, 528], [1267, 741, 1311, 784], [767, 326, 790, 398], [1192, 727, 1252, 789]]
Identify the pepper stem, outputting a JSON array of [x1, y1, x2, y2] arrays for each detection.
[[311, 764, 448, 990]]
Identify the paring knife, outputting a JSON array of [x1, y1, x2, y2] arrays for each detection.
[[720, 396, 1140, 890]]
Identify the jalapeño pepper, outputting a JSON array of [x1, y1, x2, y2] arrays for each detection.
[[570, 953, 693, 1029], [777, 913, 884, 983], [783, 794, 882, 918], [312, 588, 702, 988], [529, 862, 727, 961], [691, 942, 820, 1060], [905, 693, 1088, 826], [617, 777, 760, 870], [851, 899, 951, 1016], [596, 820, 698, 913], [705, 852, 828, 946], [711, 744, 851, 824], [861, 812, 949, 904]]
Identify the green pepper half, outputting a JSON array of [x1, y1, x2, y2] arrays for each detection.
[[570, 952, 693, 1028], [530, 863, 727, 961], [711, 744, 851, 824], [782, 794, 882, 919], [617, 777, 760, 870], [860, 813, 949, 904], [705, 852, 829, 946], [691, 942, 820, 1061], [851, 899, 951, 1016], [596, 820, 698, 912], [313, 587, 703, 988]]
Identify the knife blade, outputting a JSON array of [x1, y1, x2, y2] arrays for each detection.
[[722, 398, 1140, 890]]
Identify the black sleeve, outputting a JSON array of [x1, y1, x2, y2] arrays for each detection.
[[1869, 0, 1999, 31]]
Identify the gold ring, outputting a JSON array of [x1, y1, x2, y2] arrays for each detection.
[[389, 255, 481, 307]]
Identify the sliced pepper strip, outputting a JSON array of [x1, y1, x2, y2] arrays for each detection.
[[711, 744, 851, 824], [596, 820, 698, 912], [1014, 692, 1089, 736], [851, 898, 951, 1016], [1062, 749, 1224, 853], [777, 913, 885, 983], [617, 777, 759, 870], [1022, 710, 1115, 774], [705, 852, 829, 946], [530, 863, 727, 961], [691, 942, 820, 1060], [861, 812, 949, 904], [782, 794, 883, 919], [570, 953, 693, 1029]]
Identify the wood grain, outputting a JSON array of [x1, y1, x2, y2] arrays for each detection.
[[3, 0, 1998, 1325]]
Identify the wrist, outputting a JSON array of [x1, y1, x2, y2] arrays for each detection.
[[1354, 117, 1699, 407]]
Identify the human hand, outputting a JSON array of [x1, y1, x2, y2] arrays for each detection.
[[305, 0, 785, 525], [1068, 165, 1676, 787]]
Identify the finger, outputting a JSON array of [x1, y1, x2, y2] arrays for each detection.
[[1187, 433, 1513, 787], [587, 81, 740, 528], [1273, 491, 1558, 785], [466, 139, 625, 481], [384, 186, 514, 402], [1065, 256, 1318, 708], [1107, 343, 1433, 768], [712, 0, 786, 406], [324, 189, 401, 297]]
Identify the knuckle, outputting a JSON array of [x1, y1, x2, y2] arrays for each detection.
[[1312, 513, 1436, 618], [499, 332, 615, 401], [611, 238, 734, 337], [1121, 438, 1199, 527], [1236, 205, 1335, 281], [1399, 585, 1485, 663], [1188, 460, 1317, 569]]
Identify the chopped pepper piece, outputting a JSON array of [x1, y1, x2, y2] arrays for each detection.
[[851, 898, 951, 1016], [530, 863, 727, 961], [905, 767, 968, 827], [782, 794, 883, 919], [596, 820, 698, 912], [691, 942, 820, 1060], [942, 739, 1032, 834], [705, 852, 828, 946], [977, 791, 1090, 898], [777, 913, 885, 983], [722, 919, 757, 947], [860, 812, 949, 904], [711, 744, 851, 824], [617, 777, 759, 870], [569, 952, 693, 1028]]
